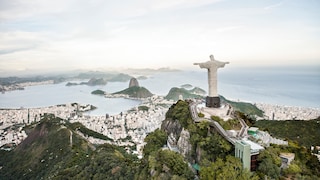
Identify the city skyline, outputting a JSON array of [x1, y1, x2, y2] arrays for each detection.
[[0, 0, 319, 73]]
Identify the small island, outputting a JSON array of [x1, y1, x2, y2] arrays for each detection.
[[91, 90, 105, 95], [66, 78, 107, 86]]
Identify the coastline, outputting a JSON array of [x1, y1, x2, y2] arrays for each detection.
[[1, 95, 319, 155], [0, 80, 54, 93]]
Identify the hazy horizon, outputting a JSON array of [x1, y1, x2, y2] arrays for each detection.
[[1, 0, 319, 72], [0, 63, 319, 78]]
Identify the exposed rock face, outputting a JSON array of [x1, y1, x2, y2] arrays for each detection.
[[161, 119, 183, 140], [177, 128, 192, 157], [129, 78, 139, 88], [161, 119, 192, 158]]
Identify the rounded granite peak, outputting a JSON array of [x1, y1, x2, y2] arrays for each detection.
[[129, 77, 139, 88]]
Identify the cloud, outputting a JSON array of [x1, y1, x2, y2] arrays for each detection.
[[0, 31, 50, 56], [0, 0, 319, 72], [264, 2, 283, 10], [0, 0, 71, 21], [0, 47, 35, 55], [148, 0, 222, 10]]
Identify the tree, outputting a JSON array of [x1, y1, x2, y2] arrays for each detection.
[[200, 133, 232, 161], [200, 156, 259, 180], [284, 161, 302, 175], [143, 129, 168, 156], [157, 150, 194, 179], [257, 147, 281, 179], [257, 158, 280, 179]]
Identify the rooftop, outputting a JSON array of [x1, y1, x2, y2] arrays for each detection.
[[241, 138, 264, 154], [248, 127, 259, 132]]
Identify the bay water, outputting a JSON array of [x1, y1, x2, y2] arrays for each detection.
[[0, 66, 319, 115]]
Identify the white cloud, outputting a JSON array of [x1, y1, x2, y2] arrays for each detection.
[[264, 2, 283, 10], [0, 0, 319, 72], [0, 0, 72, 20]]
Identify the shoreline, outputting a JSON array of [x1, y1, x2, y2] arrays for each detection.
[[1, 97, 319, 120]]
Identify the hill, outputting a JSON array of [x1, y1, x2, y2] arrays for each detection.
[[189, 87, 206, 95], [66, 78, 107, 86], [108, 73, 132, 82], [0, 115, 139, 179], [165, 87, 203, 101], [158, 100, 320, 179], [87, 78, 107, 86], [113, 86, 153, 98], [220, 96, 264, 117], [254, 119, 320, 148], [0, 115, 94, 179], [76, 72, 132, 82]]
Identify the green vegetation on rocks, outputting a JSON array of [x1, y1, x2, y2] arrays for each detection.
[[189, 87, 206, 95], [254, 119, 320, 148], [91, 89, 105, 95], [113, 86, 153, 98], [0, 115, 95, 179], [138, 105, 149, 111], [165, 87, 203, 101], [211, 115, 241, 130], [143, 129, 167, 156], [200, 155, 258, 180], [164, 100, 193, 129], [66, 122, 113, 141], [220, 96, 264, 117]]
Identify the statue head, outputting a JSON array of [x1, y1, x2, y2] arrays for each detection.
[[209, 55, 214, 61]]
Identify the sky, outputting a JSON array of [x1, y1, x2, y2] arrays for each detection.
[[0, 0, 319, 73]]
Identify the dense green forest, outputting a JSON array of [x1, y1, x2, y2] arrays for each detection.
[[220, 96, 264, 117], [254, 119, 320, 148]]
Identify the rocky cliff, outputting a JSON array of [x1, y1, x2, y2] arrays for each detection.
[[177, 128, 192, 157], [160, 100, 234, 165], [129, 77, 139, 87]]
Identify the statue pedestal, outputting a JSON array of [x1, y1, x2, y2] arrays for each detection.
[[206, 96, 220, 108]]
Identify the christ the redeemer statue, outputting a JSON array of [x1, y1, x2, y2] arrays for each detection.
[[194, 55, 229, 108]]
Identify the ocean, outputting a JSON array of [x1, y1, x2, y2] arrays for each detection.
[[139, 66, 319, 108], [0, 66, 319, 115]]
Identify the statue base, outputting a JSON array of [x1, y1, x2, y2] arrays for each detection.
[[206, 96, 220, 108]]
